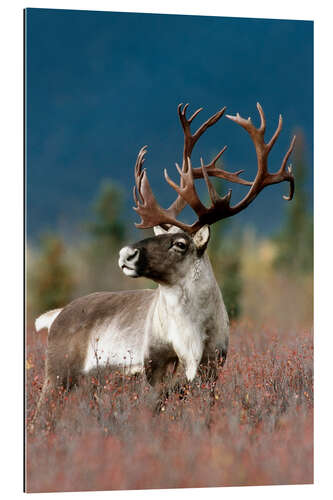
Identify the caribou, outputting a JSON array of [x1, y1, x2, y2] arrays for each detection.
[[33, 102, 295, 419]]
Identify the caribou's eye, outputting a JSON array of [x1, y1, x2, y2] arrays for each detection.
[[174, 240, 187, 251]]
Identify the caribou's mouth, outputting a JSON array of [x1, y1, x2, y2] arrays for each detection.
[[120, 264, 139, 277]]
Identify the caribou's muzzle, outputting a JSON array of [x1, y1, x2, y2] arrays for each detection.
[[118, 246, 140, 277]]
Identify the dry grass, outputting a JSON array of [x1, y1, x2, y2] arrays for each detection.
[[25, 321, 313, 493], [240, 236, 313, 329]]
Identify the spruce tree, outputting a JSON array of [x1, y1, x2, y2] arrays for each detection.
[[206, 177, 243, 320], [88, 181, 127, 255], [274, 131, 313, 274], [33, 235, 75, 313]]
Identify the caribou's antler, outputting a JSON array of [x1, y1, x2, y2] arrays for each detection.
[[133, 103, 295, 234], [167, 103, 228, 217], [178, 103, 226, 169], [133, 146, 191, 232], [225, 103, 296, 203], [134, 103, 235, 224]]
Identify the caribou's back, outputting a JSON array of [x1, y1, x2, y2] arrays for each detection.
[[46, 289, 156, 386]]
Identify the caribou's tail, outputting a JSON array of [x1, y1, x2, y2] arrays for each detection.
[[35, 308, 62, 333]]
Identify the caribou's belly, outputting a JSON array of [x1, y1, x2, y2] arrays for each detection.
[[83, 321, 145, 375]]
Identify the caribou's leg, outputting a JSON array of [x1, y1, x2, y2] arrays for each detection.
[[144, 357, 180, 412], [198, 348, 228, 425]]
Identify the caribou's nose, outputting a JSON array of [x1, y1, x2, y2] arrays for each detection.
[[118, 246, 140, 268]]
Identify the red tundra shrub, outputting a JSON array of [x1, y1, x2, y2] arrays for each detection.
[[26, 322, 313, 492]]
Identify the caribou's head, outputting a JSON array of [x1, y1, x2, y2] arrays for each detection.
[[119, 102, 296, 285], [119, 225, 210, 285]]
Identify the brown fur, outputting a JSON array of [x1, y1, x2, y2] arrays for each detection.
[[46, 290, 155, 388]]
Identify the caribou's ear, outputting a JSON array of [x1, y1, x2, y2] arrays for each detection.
[[193, 225, 210, 251], [153, 225, 183, 235], [153, 225, 168, 235]]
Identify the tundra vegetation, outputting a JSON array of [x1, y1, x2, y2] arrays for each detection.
[[26, 116, 312, 492]]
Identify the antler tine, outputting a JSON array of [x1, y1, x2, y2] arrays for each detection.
[[164, 157, 207, 217], [280, 135, 296, 175], [178, 102, 204, 124], [191, 146, 253, 187], [177, 103, 227, 169], [188, 107, 204, 123], [283, 166, 295, 201], [226, 112, 253, 131], [208, 146, 228, 165], [279, 135, 296, 200], [257, 102, 266, 133], [193, 106, 227, 143], [133, 145, 148, 203], [267, 113, 283, 153], [200, 157, 226, 206]]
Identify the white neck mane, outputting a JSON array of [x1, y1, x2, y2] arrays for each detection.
[[149, 254, 224, 380]]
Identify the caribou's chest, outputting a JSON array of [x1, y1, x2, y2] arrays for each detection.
[[144, 276, 226, 379], [148, 297, 209, 370]]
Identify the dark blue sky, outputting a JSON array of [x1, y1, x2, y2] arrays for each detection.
[[26, 8, 313, 239]]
